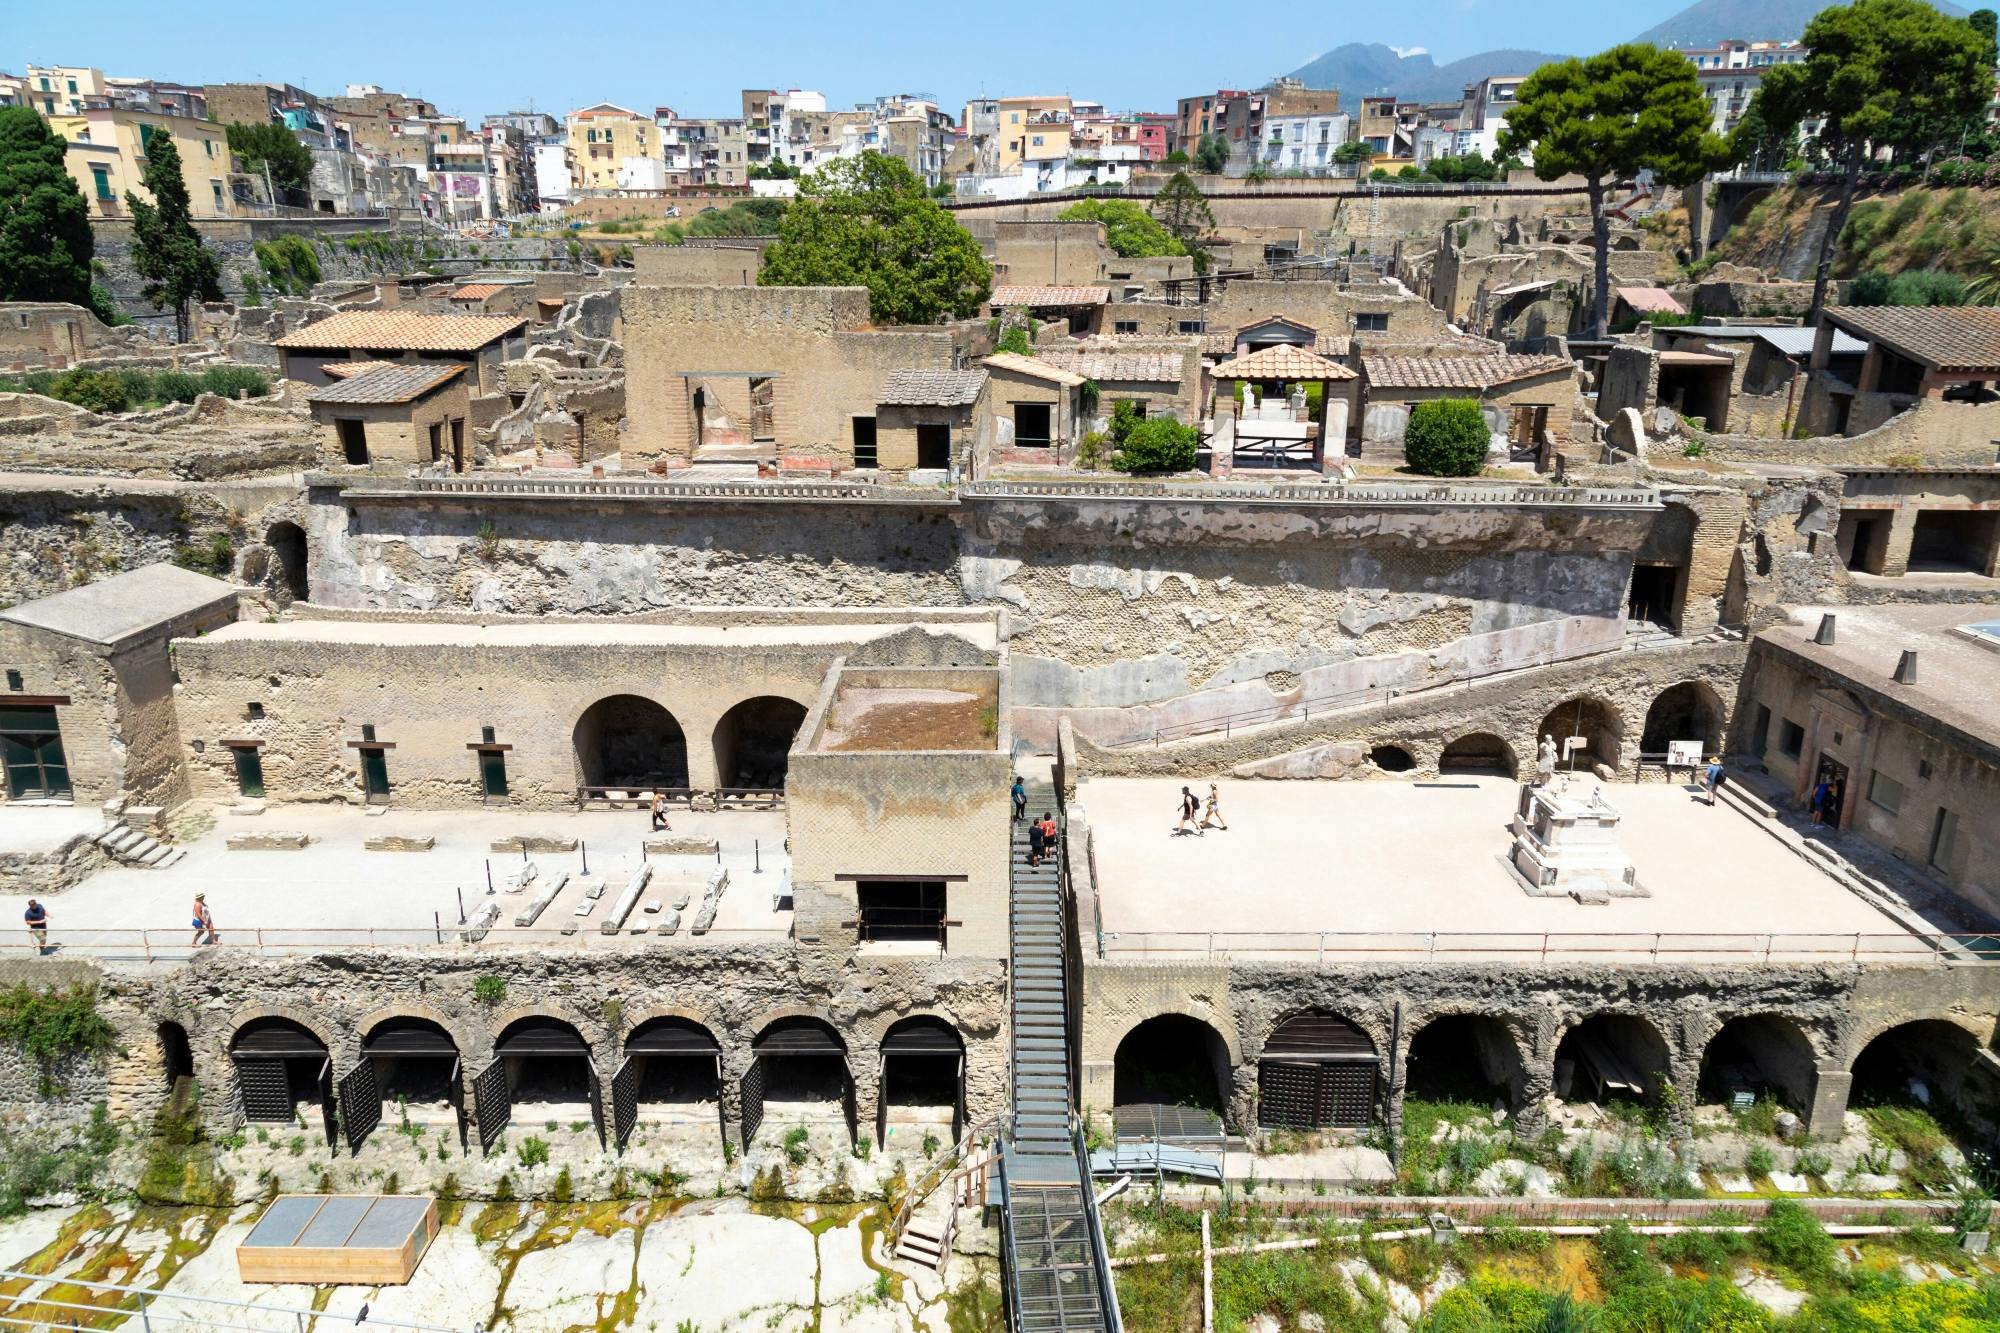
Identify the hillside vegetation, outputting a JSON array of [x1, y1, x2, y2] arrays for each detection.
[[1716, 182, 2000, 281]]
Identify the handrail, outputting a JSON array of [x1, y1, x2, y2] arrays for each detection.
[[0, 924, 797, 964], [890, 1112, 1002, 1247], [1097, 930, 1999, 965], [1076, 1125, 1126, 1333]]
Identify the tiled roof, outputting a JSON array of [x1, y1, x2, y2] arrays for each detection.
[[989, 285, 1111, 306], [982, 352, 1088, 387], [1036, 349, 1184, 383], [878, 368, 988, 406], [1615, 286, 1686, 315], [319, 360, 401, 379], [1202, 330, 1346, 356], [308, 363, 466, 405], [1211, 344, 1357, 381], [450, 283, 507, 300], [1825, 304, 2000, 372], [1361, 353, 1574, 391], [273, 310, 526, 353]]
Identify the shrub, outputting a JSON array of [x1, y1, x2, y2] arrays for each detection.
[[48, 369, 129, 414], [172, 533, 235, 577], [254, 236, 322, 297], [1848, 268, 1971, 308], [0, 985, 119, 1095], [782, 1125, 811, 1167], [152, 371, 202, 404], [1402, 398, 1490, 477], [1744, 1144, 1776, 1178], [1110, 417, 1199, 474], [995, 325, 1032, 356], [515, 1136, 549, 1168], [200, 365, 269, 399], [471, 975, 507, 1005], [1758, 1198, 1835, 1279], [551, 1165, 572, 1202], [1109, 399, 1142, 445]]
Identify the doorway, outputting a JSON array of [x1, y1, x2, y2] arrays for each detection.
[[1812, 755, 1849, 829], [231, 746, 265, 798], [427, 422, 442, 464], [360, 747, 391, 803], [1627, 564, 1678, 628], [1, 705, 70, 800], [451, 419, 465, 472], [916, 423, 950, 470], [479, 750, 508, 800], [1013, 403, 1052, 448], [337, 418, 369, 465]]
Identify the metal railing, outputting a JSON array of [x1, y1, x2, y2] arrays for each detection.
[[349, 476, 945, 504], [1097, 930, 2000, 965], [890, 1112, 1001, 1248], [0, 924, 796, 964], [0, 1266, 468, 1333]]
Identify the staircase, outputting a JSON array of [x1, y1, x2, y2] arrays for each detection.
[[1010, 781, 1071, 1156], [894, 1206, 955, 1271], [998, 779, 1117, 1332], [93, 821, 186, 869]]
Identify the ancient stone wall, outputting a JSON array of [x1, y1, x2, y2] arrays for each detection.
[[630, 244, 769, 286], [1713, 396, 2000, 469]]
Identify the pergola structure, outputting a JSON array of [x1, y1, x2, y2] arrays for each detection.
[[1207, 344, 1357, 476]]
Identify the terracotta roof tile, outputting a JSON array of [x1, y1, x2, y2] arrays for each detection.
[[982, 352, 1088, 387], [1825, 304, 2000, 372], [450, 283, 507, 300], [1361, 353, 1573, 391], [1210, 344, 1357, 381], [319, 360, 402, 380], [1615, 286, 1686, 315], [989, 285, 1111, 306], [273, 310, 526, 353], [878, 369, 988, 406], [1036, 349, 1184, 383], [308, 363, 466, 405]]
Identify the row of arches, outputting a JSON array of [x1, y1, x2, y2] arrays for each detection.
[[1113, 1008, 1981, 1134], [573, 693, 808, 791], [1363, 681, 1731, 783], [189, 1008, 968, 1157]]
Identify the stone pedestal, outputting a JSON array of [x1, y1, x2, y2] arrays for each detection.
[[1507, 779, 1644, 901], [1806, 1066, 1853, 1141]]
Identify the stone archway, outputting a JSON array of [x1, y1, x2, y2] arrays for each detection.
[[1698, 1013, 1817, 1112], [573, 695, 689, 791], [265, 521, 309, 602], [1439, 733, 1517, 778], [713, 696, 809, 790], [1537, 697, 1624, 773], [1406, 1013, 1530, 1110], [1114, 1014, 1232, 1119], [1641, 680, 1726, 756]]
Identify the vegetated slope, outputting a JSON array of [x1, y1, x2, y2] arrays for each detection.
[[1712, 183, 2000, 279], [1286, 44, 1563, 103], [1633, 0, 1964, 48]]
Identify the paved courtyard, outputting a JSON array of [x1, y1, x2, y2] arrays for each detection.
[[1082, 777, 1928, 962], [0, 803, 791, 963]]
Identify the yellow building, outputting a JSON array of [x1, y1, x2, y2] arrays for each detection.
[[994, 95, 1072, 171], [24, 65, 107, 117], [50, 109, 234, 218], [564, 103, 653, 192]]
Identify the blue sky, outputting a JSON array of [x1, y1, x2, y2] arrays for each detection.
[[11, 0, 1693, 122]]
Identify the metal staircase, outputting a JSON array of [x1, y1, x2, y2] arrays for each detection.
[[998, 780, 1120, 1332]]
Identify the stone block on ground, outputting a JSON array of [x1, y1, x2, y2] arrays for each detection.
[[226, 800, 267, 817], [462, 901, 500, 943], [1608, 406, 1648, 457], [491, 835, 580, 854], [645, 835, 719, 856], [1767, 1170, 1809, 1192], [227, 831, 310, 850], [503, 861, 539, 893], [514, 872, 567, 927], [365, 835, 434, 852]]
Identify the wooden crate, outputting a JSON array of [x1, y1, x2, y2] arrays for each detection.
[[237, 1195, 438, 1285]]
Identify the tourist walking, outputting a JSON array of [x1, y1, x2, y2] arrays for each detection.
[[1199, 782, 1228, 831], [1038, 811, 1057, 860], [1703, 758, 1726, 807], [650, 790, 670, 832], [1011, 775, 1027, 822], [23, 899, 47, 956], [1175, 786, 1201, 836], [1810, 779, 1833, 826], [190, 893, 217, 948], [1027, 811, 1048, 867]]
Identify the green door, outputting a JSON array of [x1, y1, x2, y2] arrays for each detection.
[[360, 747, 391, 802], [232, 747, 265, 799], [1, 706, 71, 800], [479, 750, 509, 799]]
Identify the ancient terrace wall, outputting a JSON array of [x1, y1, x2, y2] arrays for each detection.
[[298, 478, 1661, 744], [105, 944, 1008, 1155], [170, 618, 996, 807], [1075, 955, 2000, 1145]]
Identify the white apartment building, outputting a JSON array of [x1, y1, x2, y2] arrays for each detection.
[[1262, 112, 1353, 173]]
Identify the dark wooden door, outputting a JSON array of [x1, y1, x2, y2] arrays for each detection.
[[340, 1060, 381, 1153], [472, 1059, 510, 1153], [741, 1055, 765, 1150], [611, 1058, 639, 1151], [360, 748, 390, 802]]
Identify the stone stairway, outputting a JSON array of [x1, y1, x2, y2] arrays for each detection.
[[1009, 781, 1071, 1157], [92, 821, 186, 869]]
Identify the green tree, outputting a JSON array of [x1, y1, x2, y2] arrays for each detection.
[[1748, 0, 1994, 328], [1499, 44, 1734, 339], [1110, 417, 1199, 473], [759, 152, 990, 324], [0, 107, 100, 315], [126, 131, 222, 343], [1402, 398, 1491, 477], [224, 121, 314, 194], [1057, 198, 1184, 258], [1333, 140, 1375, 166], [1148, 171, 1214, 272], [1193, 133, 1230, 175]]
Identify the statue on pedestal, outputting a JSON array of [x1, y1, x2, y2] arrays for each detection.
[[1535, 734, 1557, 786]]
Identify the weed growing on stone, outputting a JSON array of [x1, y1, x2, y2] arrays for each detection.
[[516, 1137, 550, 1168], [782, 1126, 810, 1167], [1745, 1144, 1777, 1179]]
